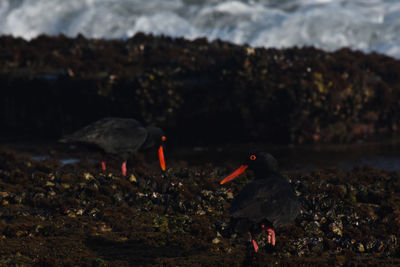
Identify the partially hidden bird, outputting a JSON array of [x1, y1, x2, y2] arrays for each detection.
[[220, 151, 300, 252]]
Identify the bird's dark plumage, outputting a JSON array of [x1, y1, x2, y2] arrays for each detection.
[[60, 117, 164, 159], [230, 152, 299, 228], [60, 117, 166, 175], [230, 172, 300, 228], [221, 151, 300, 249]]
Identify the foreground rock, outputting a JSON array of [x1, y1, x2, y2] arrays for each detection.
[[0, 148, 399, 265], [1, 34, 400, 144]]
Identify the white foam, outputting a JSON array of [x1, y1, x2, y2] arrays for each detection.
[[1, 0, 400, 58], [128, 12, 194, 38]]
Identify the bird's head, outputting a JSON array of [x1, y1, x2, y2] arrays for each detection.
[[220, 151, 278, 185]]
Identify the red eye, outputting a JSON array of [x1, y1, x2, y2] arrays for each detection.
[[250, 155, 256, 160], [161, 136, 167, 142]]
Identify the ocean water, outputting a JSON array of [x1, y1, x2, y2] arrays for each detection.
[[1, 0, 400, 58]]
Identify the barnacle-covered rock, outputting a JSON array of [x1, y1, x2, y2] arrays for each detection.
[[1, 147, 400, 265], [355, 242, 365, 252]]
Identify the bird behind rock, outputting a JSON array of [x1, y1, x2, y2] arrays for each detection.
[[220, 151, 300, 252]]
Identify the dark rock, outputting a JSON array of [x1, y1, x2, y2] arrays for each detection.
[[1, 34, 400, 144]]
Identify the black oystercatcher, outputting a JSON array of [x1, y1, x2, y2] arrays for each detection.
[[220, 151, 300, 252], [60, 117, 166, 176]]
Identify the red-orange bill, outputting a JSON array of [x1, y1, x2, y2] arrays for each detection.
[[158, 145, 166, 171], [220, 165, 248, 185]]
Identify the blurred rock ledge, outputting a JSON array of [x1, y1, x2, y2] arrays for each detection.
[[0, 33, 399, 145]]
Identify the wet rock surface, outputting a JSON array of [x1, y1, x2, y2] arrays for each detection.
[[1, 34, 400, 144], [1, 146, 400, 266]]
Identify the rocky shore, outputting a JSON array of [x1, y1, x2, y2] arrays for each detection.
[[1, 34, 400, 144], [1, 34, 400, 265], [0, 146, 400, 266]]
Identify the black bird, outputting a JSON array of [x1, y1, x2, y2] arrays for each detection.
[[220, 151, 300, 252], [60, 117, 166, 176]]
